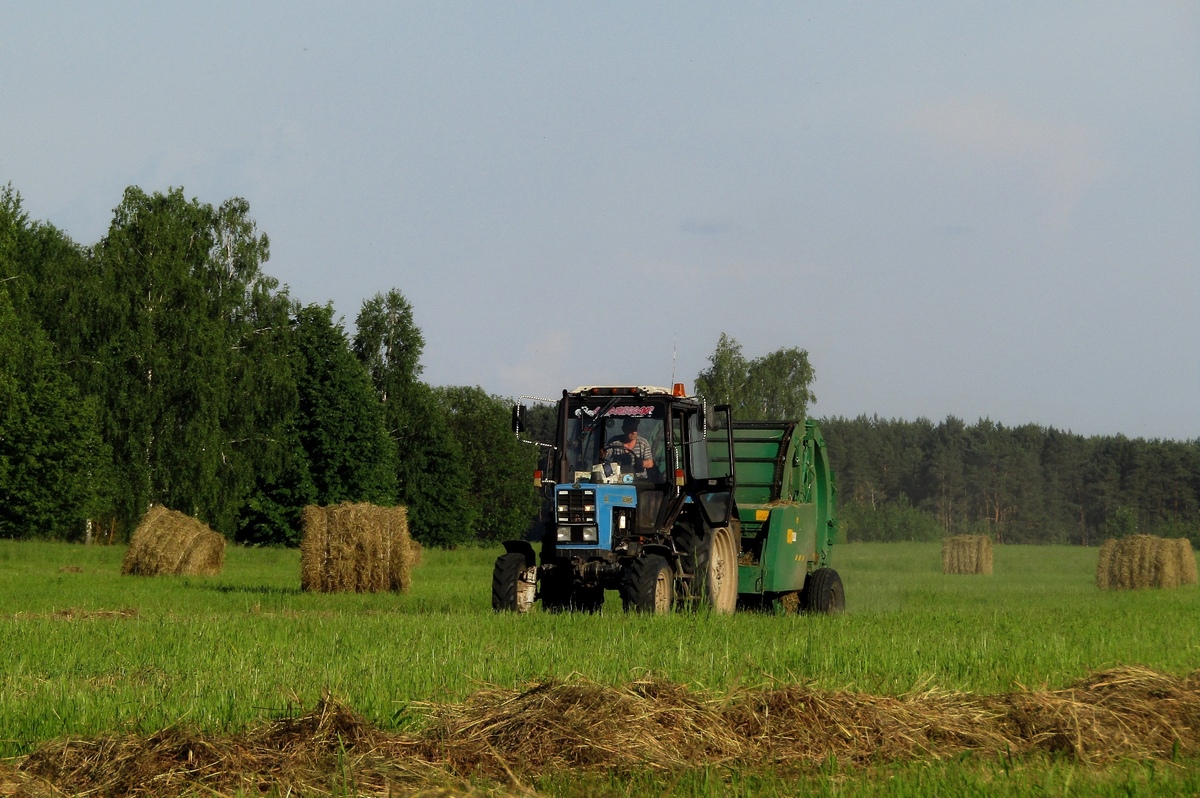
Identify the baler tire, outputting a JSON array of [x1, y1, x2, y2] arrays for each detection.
[[621, 555, 674, 614], [802, 567, 845, 615], [492, 553, 533, 613]]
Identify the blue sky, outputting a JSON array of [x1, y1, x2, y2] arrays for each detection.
[[2, 3, 1197, 439]]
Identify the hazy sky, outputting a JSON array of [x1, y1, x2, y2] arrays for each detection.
[[2, 3, 1197, 439]]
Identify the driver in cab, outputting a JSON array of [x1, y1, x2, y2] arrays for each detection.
[[603, 419, 654, 478]]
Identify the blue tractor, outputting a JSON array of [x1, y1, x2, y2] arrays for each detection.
[[495, 384, 741, 613]]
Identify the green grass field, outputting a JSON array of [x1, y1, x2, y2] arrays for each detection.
[[1, 539, 1197, 795]]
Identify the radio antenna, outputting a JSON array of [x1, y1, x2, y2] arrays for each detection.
[[671, 335, 677, 386]]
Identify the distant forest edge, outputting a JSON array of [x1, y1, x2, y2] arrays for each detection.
[[1, 184, 1197, 547], [819, 415, 1198, 546]]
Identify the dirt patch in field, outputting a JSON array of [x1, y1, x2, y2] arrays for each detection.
[[12, 666, 1200, 796]]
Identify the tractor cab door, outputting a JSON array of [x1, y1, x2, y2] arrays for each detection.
[[684, 404, 736, 528]]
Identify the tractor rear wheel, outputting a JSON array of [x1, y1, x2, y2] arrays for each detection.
[[801, 567, 845, 614], [621, 555, 674, 614], [492, 553, 535, 613], [708, 526, 739, 614], [675, 525, 738, 614]]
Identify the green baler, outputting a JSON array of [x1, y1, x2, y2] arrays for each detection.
[[712, 420, 843, 612]]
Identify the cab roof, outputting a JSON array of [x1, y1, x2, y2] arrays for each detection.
[[569, 385, 676, 397]]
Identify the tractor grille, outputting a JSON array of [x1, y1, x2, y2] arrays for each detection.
[[556, 488, 596, 524]]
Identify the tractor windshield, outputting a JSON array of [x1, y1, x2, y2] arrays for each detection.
[[562, 399, 667, 484]]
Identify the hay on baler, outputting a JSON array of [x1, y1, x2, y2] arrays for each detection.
[[299, 503, 412, 593], [1096, 534, 1193, 590], [941, 534, 993, 575], [121, 506, 225, 577]]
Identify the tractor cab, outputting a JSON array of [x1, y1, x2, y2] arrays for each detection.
[[514, 385, 735, 549]]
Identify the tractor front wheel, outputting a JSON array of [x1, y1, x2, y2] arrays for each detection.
[[801, 567, 845, 614], [492, 553, 536, 613], [621, 555, 674, 614]]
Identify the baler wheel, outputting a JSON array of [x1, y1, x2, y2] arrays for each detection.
[[621, 555, 674, 614], [802, 567, 845, 614]]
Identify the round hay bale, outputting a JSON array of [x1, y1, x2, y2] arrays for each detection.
[[299, 503, 412, 594], [299, 505, 328, 592], [121, 506, 225, 577], [1096, 539, 1116, 590], [1151, 536, 1180, 589], [942, 535, 991, 575], [1101, 535, 1189, 591], [385, 505, 413, 591], [976, 535, 994, 576], [1177, 538, 1198, 586]]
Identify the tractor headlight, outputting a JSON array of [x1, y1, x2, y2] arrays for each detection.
[[581, 526, 598, 543], [556, 526, 572, 542]]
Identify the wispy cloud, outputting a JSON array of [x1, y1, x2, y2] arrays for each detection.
[[904, 97, 1105, 224]]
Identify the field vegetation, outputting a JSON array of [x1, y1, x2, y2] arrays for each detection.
[[2, 539, 1197, 795]]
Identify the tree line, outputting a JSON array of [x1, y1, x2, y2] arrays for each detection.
[[3, 182, 1195, 548], [0, 184, 537, 546], [689, 336, 1199, 547], [820, 415, 1200, 547]]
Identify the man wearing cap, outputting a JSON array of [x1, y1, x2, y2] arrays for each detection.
[[603, 419, 655, 478]]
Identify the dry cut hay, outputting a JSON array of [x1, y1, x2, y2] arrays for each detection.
[[1096, 534, 1194, 590], [18, 666, 1200, 795], [121, 506, 225, 577], [419, 666, 1200, 775], [941, 534, 993, 575], [409, 538, 424, 568], [18, 695, 447, 798], [299, 503, 412, 593]]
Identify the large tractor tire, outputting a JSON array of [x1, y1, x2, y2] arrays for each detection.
[[802, 567, 845, 614], [621, 555, 674, 614], [492, 552, 536, 613], [676, 525, 738, 614], [707, 526, 739, 614]]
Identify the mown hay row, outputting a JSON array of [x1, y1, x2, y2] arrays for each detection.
[[941, 535, 992, 575], [121, 506, 225, 577], [16, 666, 1200, 796], [1095, 535, 1194, 590], [299, 503, 412, 593]]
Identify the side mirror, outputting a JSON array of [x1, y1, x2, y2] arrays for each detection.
[[704, 401, 732, 434], [511, 403, 526, 434]]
